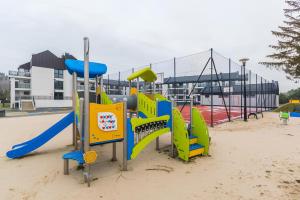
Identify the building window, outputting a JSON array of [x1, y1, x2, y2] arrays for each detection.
[[54, 69, 64, 79], [24, 91, 30, 95], [54, 80, 64, 90], [54, 92, 64, 100]]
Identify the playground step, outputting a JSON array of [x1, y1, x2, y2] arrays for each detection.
[[189, 134, 198, 145], [189, 143, 204, 158], [63, 150, 85, 165]]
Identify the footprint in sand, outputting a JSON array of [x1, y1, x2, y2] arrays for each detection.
[[146, 165, 174, 173]]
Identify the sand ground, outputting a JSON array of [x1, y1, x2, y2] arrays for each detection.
[[0, 112, 299, 200]]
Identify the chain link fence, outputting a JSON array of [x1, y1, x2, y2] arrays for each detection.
[[102, 49, 279, 126]]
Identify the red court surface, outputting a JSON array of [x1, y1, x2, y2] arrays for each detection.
[[179, 105, 262, 126]]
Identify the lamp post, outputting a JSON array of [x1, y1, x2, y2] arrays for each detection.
[[239, 58, 249, 122]]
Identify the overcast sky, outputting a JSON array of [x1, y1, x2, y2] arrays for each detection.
[[0, 0, 299, 92]]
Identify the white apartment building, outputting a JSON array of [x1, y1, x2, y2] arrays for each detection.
[[9, 50, 96, 110]]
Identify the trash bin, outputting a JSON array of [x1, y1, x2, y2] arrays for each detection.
[[0, 109, 5, 117]]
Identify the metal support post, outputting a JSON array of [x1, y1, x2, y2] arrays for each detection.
[[112, 143, 117, 161], [95, 76, 99, 103], [122, 98, 128, 171], [83, 37, 91, 186], [72, 72, 78, 149], [64, 159, 69, 175], [170, 98, 175, 158], [100, 75, 103, 104], [155, 99, 159, 151], [190, 95, 193, 125]]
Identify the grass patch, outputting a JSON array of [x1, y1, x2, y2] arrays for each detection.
[[0, 103, 10, 109]]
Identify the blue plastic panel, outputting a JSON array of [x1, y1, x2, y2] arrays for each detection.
[[127, 118, 134, 160], [290, 112, 300, 117], [63, 150, 84, 165], [157, 100, 172, 130], [65, 59, 107, 78]]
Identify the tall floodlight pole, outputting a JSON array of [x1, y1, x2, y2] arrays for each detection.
[[239, 58, 249, 122]]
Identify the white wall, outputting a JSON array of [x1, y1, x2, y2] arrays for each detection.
[[31, 66, 73, 108], [63, 70, 72, 98], [31, 66, 54, 97], [35, 99, 72, 108], [200, 94, 279, 108], [10, 77, 15, 108]]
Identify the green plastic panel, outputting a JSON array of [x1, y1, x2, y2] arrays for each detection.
[[280, 112, 289, 119], [101, 91, 113, 104], [154, 93, 168, 101], [191, 107, 210, 155], [138, 93, 157, 118], [127, 67, 157, 82], [172, 108, 189, 161], [130, 127, 170, 159]]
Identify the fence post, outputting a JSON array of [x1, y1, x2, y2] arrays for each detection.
[[243, 64, 247, 121], [255, 74, 258, 113], [260, 77, 263, 113], [118, 71, 121, 95], [249, 70, 251, 114], [150, 63, 152, 92], [264, 79, 267, 111], [210, 48, 214, 127], [272, 80, 275, 108], [228, 58, 231, 122], [173, 57, 176, 102], [268, 80, 270, 110], [240, 65, 243, 119]]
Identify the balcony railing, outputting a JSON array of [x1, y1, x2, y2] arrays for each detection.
[[15, 83, 31, 89], [9, 70, 31, 77], [77, 85, 95, 91], [15, 95, 33, 101]]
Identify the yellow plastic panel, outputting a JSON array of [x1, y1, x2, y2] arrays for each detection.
[[130, 88, 137, 95], [89, 102, 124, 144], [289, 99, 300, 103], [189, 138, 198, 145], [84, 150, 98, 164], [189, 148, 204, 158]]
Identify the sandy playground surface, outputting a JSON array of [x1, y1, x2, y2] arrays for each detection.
[[0, 112, 299, 200]]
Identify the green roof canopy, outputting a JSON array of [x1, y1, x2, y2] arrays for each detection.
[[127, 67, 157, 82]]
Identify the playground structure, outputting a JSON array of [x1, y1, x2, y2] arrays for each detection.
[[274, 100, 300, 119], [6, 38, 210, 186], [279, 112, 289, 125]]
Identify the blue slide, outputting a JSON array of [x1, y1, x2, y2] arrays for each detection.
[[6, 112, 74, 159]]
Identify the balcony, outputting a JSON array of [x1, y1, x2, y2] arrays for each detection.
[[77, 85, 95, 91], [9, 70, 31, 78], [15, 82, 31, 89]]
